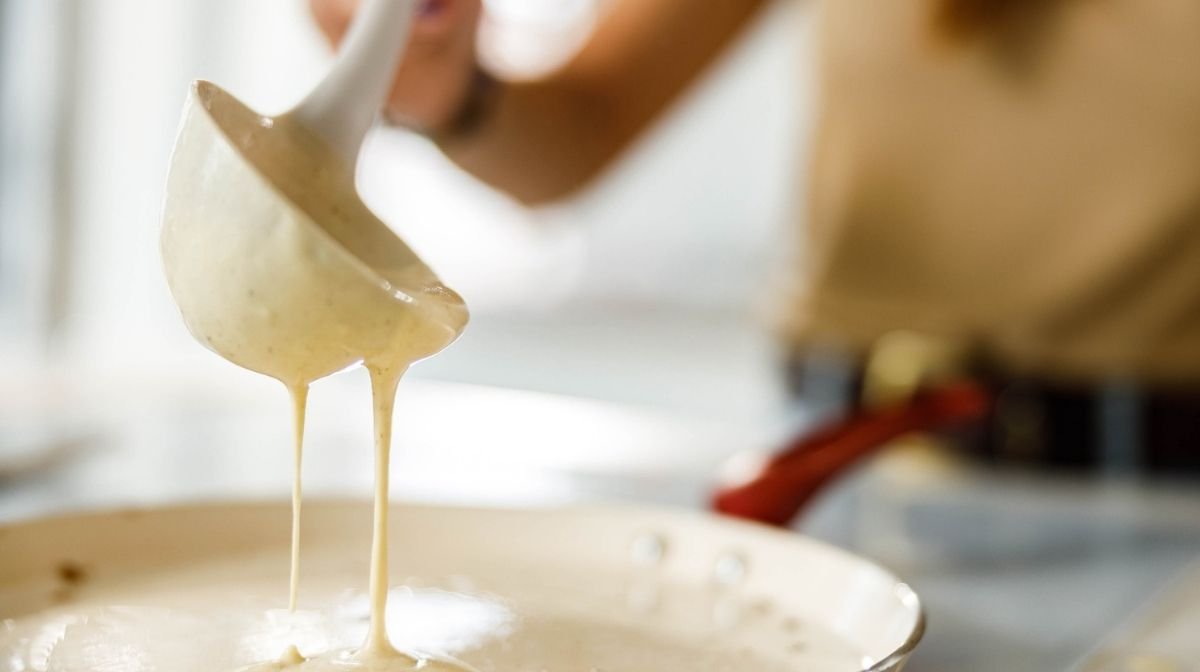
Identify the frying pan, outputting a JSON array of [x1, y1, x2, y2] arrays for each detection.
[[0, 502, 922, 670]]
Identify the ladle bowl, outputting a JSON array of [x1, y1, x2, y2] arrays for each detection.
[[161, 82, 466, 384]]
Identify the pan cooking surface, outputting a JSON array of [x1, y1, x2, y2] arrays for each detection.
[[0, 503, 916, 671]]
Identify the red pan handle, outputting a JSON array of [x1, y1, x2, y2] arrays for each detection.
[[713, 381, 990, 527]]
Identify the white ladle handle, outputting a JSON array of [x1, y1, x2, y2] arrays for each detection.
[[289, 0, 418, 166]]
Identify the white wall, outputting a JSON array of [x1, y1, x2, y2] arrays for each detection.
[[59, 0, 332, 368]]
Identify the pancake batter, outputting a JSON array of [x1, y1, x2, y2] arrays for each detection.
[[160, 82, 469, 669]]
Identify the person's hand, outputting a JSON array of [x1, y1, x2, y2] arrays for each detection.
[[309, 0, 483, 133]]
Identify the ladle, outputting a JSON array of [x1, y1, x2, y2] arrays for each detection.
[[161, 0, 466, 385]]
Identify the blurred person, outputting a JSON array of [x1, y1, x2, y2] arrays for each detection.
[[310, 0, 1200, 474]]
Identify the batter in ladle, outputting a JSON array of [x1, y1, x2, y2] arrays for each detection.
[[161, 81, 469, 670]]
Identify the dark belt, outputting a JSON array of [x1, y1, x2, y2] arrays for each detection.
[[785, 357, 1200, 476], [976, 376, 1200, 475]]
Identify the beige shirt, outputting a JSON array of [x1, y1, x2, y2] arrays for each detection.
[[787, 0, 1200, 385]]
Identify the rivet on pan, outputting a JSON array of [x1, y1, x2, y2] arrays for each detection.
[[895, 583, 919, 610], [629, 532, 667, 567], [713, 552, 747, 586]]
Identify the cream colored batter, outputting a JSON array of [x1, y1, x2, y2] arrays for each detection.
[[0, 571, 857, 671], [0, 501, 875, 671], [160, 82, 469, 670]]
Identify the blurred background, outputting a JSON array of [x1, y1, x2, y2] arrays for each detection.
[[3, 1, 1200, 670], [0, 0, 810, 511], [0, 0, 804, 401]]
